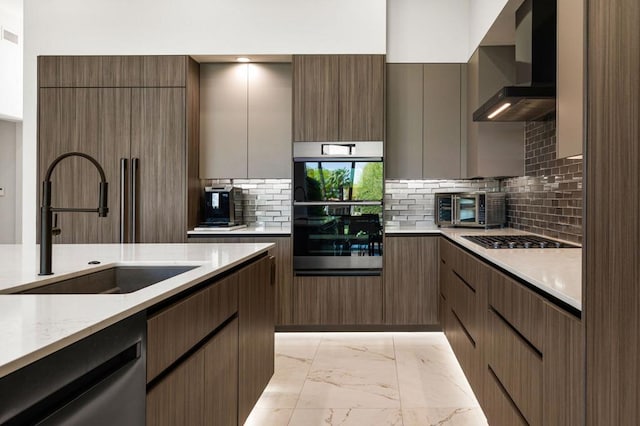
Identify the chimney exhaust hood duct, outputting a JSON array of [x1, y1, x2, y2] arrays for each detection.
[[473, 0, 556, 122]]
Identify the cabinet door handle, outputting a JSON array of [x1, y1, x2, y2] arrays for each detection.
[[270, 256, 276, 286], [119, 158, 127, 243], [130, 158, 139, 243]]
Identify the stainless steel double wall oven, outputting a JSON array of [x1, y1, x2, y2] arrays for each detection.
[[293, 142, 384, 274]]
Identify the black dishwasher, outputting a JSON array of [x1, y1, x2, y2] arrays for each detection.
[[0, 312, 146, 425]]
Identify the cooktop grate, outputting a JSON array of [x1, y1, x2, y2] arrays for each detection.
[[461, 235, 579, 249]]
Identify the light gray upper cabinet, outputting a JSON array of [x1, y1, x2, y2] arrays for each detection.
[[466, 47, 524, 178], [386, 64, 423, 179], [386, 63, 465, 179], [247, 64, 292, 178], [200, 63, 292, 179], [556, 0, 584, 159], [423, 64, 464, 179]]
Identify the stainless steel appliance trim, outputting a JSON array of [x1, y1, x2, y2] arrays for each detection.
[[293, 141, 383, 159]]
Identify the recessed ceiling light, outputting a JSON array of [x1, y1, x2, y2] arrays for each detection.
[[487, 102, 512, 119], [236, 57, 251, 63]]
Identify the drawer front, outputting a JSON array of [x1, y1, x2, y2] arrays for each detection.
[[487, 309, 543, 426], [484, 366, 528, 426], [446, 306, 483, 397], [147, 273, 239, 381], [294, 275, 383, 325], [489, 269, 544, 351], [448, 267, 480, 343]]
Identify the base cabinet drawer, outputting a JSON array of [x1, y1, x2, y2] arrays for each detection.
[[487, 309, 543, 426], [147, 272, 238, 382], [484, 367, 528, 426], [294, 275, 383, 325], [446, 306, 483, 400]]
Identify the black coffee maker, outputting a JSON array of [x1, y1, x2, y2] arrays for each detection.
[[201, 186, 243, 226]]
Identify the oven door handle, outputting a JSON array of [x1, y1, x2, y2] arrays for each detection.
[[452, 195, 459, 225]]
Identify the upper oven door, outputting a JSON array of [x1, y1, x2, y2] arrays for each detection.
[[293, 141, 383, 203], [453, 194, 480, 225]]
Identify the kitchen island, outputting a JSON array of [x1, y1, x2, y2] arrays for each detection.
[[0, 243, 273, 376]]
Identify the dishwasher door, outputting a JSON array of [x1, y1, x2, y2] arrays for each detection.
[[0, 313, 146, 426]]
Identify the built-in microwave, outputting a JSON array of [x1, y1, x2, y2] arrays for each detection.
[[435, 192, 506, 228]]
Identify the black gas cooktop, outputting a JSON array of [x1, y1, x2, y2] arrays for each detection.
[[462, 235, 579, 249]]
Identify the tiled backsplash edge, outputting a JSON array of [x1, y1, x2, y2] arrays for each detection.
[[203, 179, 291, 227], [502, 117, 583, 243]]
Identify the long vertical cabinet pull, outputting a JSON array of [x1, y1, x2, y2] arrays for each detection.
[[130, 158, 139, 243], [119, 158, 127, 243]]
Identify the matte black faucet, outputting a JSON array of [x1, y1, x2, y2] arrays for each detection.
[[40, 152, 109, 275]]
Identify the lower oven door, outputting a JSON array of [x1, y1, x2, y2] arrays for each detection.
[[293, 202, 383, 273]]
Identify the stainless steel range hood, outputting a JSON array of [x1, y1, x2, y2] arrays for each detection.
[[473, 0, 556, 122]]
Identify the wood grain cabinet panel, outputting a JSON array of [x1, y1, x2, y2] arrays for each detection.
[[204, 318, 239, 426], [488, 269, 544, 352], [338, 55, 385, 141], [146, 347, 205, 426], [484, 367, 528, 426], [238, 256, 275, 425], [131, 88, 187, 243], [293, 55, 384, 142], [384, 236, 439, 325], [188, 236, 293, 326], [294, 275, 383, 325], [37, 87, 131, 244], [146, 273, 238, 382], [486, 309, 543, 426], [292, 55, 340, 142], [38, 55, 199, 244], [543, 302, 583, 426]]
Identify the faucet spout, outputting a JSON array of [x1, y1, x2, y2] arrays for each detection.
[[40, 152, 109, 275]]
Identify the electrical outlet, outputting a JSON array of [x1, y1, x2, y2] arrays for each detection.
[[0, 187, 5, 197]]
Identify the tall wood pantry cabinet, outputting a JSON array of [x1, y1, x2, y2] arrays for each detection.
[[37, 55, 200, 243], [292, 55, 385, 142]]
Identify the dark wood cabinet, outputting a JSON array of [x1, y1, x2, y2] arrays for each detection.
[[543, 302, 583, 426], [383, 235, 439, 325], [294, 275, 383, 325], [204, 318, 239, 426], [238, 256, 275, 425], [37, 55, 199, 244], [188, 235, 293, 326], [146, 255, 273, 426], [37, 87, 131, 243], [293, 54, 384, 142], [439, 236, 584, 426]]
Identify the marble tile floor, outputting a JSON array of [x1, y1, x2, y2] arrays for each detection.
[[244, 332, 488, 426]]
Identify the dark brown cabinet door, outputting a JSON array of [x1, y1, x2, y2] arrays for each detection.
[[238, 256, 275, 425], [384, 235, 439, 325], [146, 347, 205, 426], [131, 88, 186, 243], [338, 55, 385, 141], [204, 318, 239, 426], [292, 55, 340, 142], [38, 88, 131, 243]]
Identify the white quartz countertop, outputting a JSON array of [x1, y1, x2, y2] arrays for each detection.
[[0, 243, 273, 378], [386, 225, 582, 312], [187, 225, 291, 236]]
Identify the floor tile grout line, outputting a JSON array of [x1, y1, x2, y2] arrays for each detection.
[[291, 334, 323, 416]]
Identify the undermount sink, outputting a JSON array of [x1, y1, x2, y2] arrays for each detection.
[[22, 265, 199, 295]]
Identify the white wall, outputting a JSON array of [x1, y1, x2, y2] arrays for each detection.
[[0, 120, 19, 243], [387, 0, 469, 63], [468, 0, 510, 55], [0, 0, 23, 120], [22, 0, 386, 244]]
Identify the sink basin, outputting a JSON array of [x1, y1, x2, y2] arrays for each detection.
[[22, 265, 199, 294]]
